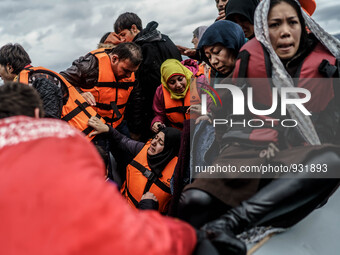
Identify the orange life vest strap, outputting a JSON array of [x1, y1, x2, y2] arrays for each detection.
[[18, 66, 105, 140], [61, 100, 91, 121], [81, 113, 102, 136]]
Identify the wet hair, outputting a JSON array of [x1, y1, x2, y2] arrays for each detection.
[[99, 32, 111, 44], [0, 43, 31, 75], [0, 82, 44, 119], [114, 12, 143, 33], [270, 0, 308, 50], [110, 42, 143, 67], [97, 32, 115, 49]]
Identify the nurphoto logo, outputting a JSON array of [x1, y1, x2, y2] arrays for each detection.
[[201, 82, 311, 128]]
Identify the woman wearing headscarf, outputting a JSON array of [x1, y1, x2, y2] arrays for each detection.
[[191, 26, 213, 85], [192, 26, 208, 49], [88, 116, 181, 214], [184, 0, 340, 254], [224, 0, 259, 39], [197, 20, 245, 80], [151, 58, 210, 133]]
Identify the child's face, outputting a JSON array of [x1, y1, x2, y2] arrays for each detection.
[[167, 75, 187, 94]]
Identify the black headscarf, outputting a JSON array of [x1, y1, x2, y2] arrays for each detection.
[[147, 127, 181, 176], [225, 0, 259, 25], [197, 20, 246, 76]]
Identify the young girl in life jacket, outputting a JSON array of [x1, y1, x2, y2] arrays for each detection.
[[88, 116, 181, 214], [151, 59, 210, 133]]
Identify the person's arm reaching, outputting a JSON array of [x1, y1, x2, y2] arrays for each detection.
[[151, 86, 167, 133], [88, 116, 144, 156]]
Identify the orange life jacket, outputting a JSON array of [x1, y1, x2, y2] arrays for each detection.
[[198, 62, 211, 83], [18, 66, 104, 140], [81, 49, 137, 128], [162, 78, 201, 129], [121, 141, 178, 214]]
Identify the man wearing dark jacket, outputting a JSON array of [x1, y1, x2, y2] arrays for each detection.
[[114, 12, 182, 141], [60, 42, 143, 181]]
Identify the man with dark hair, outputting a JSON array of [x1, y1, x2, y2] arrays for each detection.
[[0, 43, 102, 140], [61, 42, 142, 133], [114, 12, 182, 141], [114, 12, 143, 38], [0, 82, 44, 119], [61, 42, 143, 181], [0, 43, 31, 80]]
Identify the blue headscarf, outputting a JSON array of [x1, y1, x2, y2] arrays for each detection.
[[197, 20, 246, 75]]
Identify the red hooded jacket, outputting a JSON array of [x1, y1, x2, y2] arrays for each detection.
[[0, 116, 196, 255]]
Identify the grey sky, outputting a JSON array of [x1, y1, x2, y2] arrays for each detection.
[[0, 0, 339, 72]]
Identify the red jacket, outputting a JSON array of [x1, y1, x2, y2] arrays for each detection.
[[0, 116, 196, 255]]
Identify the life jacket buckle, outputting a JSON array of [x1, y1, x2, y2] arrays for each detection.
[[319, 59, 337, 78], [143, 170, 156, 182]]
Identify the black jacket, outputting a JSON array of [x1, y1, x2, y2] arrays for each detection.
[[126, 21, 182, 138], [59, 50, 103, 89], [27, 74, 63, 119]]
